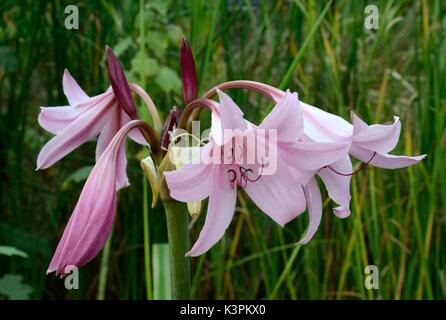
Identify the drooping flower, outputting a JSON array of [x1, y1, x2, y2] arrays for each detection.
[[37, 49, 162, 189], [165, 90, 349, 256], [47, 120, 157, 275]]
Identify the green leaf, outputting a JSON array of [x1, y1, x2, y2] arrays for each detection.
[[146, 31, 168, 57], [152, 243, 171, 300], [0, 274, 33, 300], [155, 67, 181, 94], [0, 246, 28, 258], [62, 166, 93, 190]]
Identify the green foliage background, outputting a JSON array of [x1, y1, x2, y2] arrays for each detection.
[[0, 0, 444, 299]]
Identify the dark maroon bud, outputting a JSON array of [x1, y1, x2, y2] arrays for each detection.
[[161, 106, 182, 151], [106, 46, 138, 119], [180, 37, 198, 105]]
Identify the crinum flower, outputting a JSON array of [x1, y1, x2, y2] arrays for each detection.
[[165, 90, 349, 255]]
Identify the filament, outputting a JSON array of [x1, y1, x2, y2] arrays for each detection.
[[326, 152, 377, 176]]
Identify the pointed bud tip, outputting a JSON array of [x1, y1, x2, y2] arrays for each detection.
[[106, 46, 117, 63], [181, 36, 190, 48], [180, 37, 198, 105], [105, 47, 137, 119]]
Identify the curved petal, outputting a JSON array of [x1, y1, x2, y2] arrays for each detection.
[[95, 104, 120, 159], [350, 145, 426, 169], [280, 141, 350, 170], [96, 106, 130, 190], [63, 69, 89, 106], [352, 112, 401, 154], [333, 206, 350, 218], [38, 106, 82, 135], [351, 111, 368, 134], [300, 101, 353, 142], [318, 155, 352, 218], [47, 155, 117, 275], [186, 167, 237, 256], [114, 141, 129, 190], [259, 90, 303, 142], [164, 150, 214, 202], [244, 158, 306, 226], [47, 120, 144, 275], [38, 93, 113, 135], [298, 177, 322, 244], [36, 94, 114, 170], [211, 90, 247, 146], [121, 110, 147, 145]]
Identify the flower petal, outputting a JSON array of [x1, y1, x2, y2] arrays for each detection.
[[164, 163, 214, 202], [186, 167, 237, 256], [298, 177, 322, 244], [96, 106, 131, 190], [280, 141, 350, 170], [47, 120, 144, 275], [38, 106, 81, 135], [244, 157, 306, 227], [95, 104, 120, 159], [211, 90, 248, 146], [350, 145, 426, 169], [36, 94, 114, 170], [63, 69, 89, 106], [121, 110, 147, 145], [38, 93, 112, 135], [317, 155, 352, 218], [300, 101, 353, 142], [164, 145, 215, 202], [259, 90, 303, 143], [333, 206, 350, 218], [352, 112, 401, 154]]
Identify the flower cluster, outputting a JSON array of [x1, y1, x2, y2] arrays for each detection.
[[37, 40, 425, 275], [165, 84, 425, 256]]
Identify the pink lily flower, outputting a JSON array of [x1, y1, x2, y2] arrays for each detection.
[[299, 100, 425, 219], [199, 81, 425, 243], [165, 90, 349, 256], [47, 120, 157, 275], [37, 48, 162, 189]]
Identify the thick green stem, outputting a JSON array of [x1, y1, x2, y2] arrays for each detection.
[[163, 200, 190, 299]]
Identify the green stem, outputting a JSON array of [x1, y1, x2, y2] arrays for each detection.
[[163, 200, 190, 299], [143, 176, 153, 300]]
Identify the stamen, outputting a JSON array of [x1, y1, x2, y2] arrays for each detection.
[[226, 162, 264, 188], [325, 152, 377, 176], [242, 163, 264, 183], [228, 169, 237, 189]]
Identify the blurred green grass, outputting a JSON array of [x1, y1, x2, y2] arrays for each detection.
[[0, 0, 444, 299]]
